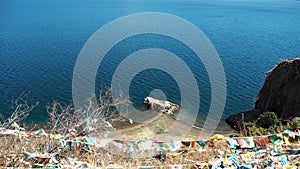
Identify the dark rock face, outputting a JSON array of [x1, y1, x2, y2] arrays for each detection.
[[226, 57, 300, 129], [255, 58, 300, 119]]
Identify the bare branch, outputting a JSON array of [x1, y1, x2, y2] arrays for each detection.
[[0, 92, 38, 128], [46, 86, 130, 138]]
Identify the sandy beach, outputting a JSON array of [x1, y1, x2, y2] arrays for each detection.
[[108, 113, 235, 141]]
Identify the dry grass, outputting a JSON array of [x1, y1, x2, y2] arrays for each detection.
[[0, 130, 234, 168]]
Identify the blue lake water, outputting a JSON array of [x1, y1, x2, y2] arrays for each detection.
[[0, 0, 300, 131]]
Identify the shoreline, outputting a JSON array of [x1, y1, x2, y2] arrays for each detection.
[[108, 97, 236, 140], [22, 106, 236, 141], [108, 113, 235, 141], [23, 112, 236, 140]]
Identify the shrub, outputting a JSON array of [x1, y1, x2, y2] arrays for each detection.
[[229, 133, 242, 137], [242, 112, 282, 136], [290, 117, 300, 130], [255, 111, 279, 128]]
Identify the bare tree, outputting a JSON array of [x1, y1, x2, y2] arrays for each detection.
[[0, 92, 38, 128], [46, 101, 79, 135], [47, 86, 129, 136]]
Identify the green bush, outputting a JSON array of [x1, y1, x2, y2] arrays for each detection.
[[229, 133, 242, 137], [255, 111, 279, 128], [241, 112, 300, 136], [242, 112, 281, 136], [290, 117, 300, 130]]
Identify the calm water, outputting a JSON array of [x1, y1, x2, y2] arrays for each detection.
[[1, 0, 300, 130]]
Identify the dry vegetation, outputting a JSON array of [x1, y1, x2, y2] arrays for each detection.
[[2, 92, 300, 168], [0, 130, 235, 168], [0, 92, 234, 168]]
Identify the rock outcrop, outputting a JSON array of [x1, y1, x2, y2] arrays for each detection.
[[226, 57, 300, 130], [143, 97, 180, 115]]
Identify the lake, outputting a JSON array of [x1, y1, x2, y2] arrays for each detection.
[[0, 0, 300, 131]]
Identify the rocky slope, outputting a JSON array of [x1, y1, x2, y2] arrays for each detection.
[[143, 97, 180, 115], [226, 57, 300, 130]]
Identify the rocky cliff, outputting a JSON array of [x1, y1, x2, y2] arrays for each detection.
[[226, 57, 300, 130]]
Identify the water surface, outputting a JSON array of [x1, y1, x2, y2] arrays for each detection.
[[0, 0, 300, 131]]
